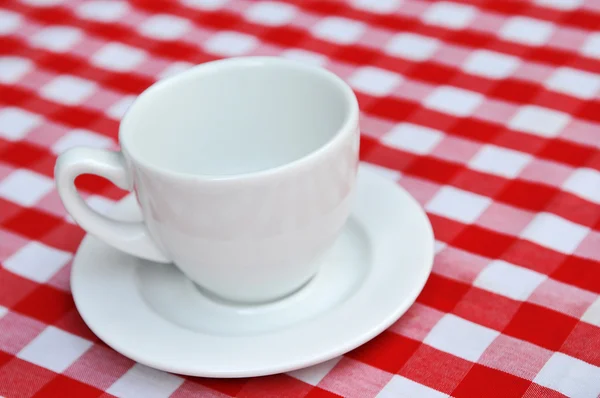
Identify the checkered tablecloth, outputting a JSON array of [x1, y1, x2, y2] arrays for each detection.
[[1, 0, 600, 396]]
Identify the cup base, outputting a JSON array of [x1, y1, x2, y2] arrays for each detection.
[[136, 217, 369, 336], [191, 273, 317, 308]]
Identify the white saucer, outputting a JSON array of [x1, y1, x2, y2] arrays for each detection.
[[71, 165, 434, 378]]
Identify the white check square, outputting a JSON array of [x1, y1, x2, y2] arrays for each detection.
[[30, 26, 82, 53], [499, 17, 554, 46], [582, 297, 600, 326], [92, 42, 147, 72], [0, 56, 34, 84], [203, 31, 258, 56], [422, 1, 477, 29], [0, 9, 22, 35], [348, 66, 402, 96], [312, 17, 365, 45], [40, 75, 97, 105], [474, 260, 546, 301], [107, 363, 184, 398], [563, 168, 600, 205], [159, 62, 194, 80], [351, 0, 401, 14], [139, 14, 191, 40], [76, 0, 130, 22], [434, 240, 447, 254], [86, 195, 116, 216], [382, 123, 443, 155], [545, 67, 600, 99], [385, 33, 440, 61], [181, 0, 228, 10], [508, 105, 570, 137], [424, 86, 483, 117], [0, 107, 41, 141], [107, 95, 136, 120], [521, 212, 589, 254], [288, 357, 341, 386], [18, 327, 92, 373], [426, 186, 491, 224], [359, 163, 402, 181], [468, 145, 531, 178], [52, 129, 114, 154], [245, 1, 297, 26], [534, 353, 600, 398], [23, 0, 66, 4], [3, 241, 72, 283], [463, 50, 520, 79], [0, 169, 54, 207], [280, 49, 327, 66], [379, 375, 448, 398], [424, 314, 499, 361], [534, 0, 583, 10], [581, 33, 600, 60]]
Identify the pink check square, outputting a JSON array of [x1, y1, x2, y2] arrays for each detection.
[[528, 278, 598, 318], [476, 202, 535, 236], [560, 120, 600, 151], [468, 12, 506, 34], [548, 28, 588, 52], [0, 312, 46, 355], [518, 158, 574, 187], [70, 36, 108, 59], [0, 229, 29, 263], [388, 303, 445, 341], [479, 334, 553, 380], [432, 45, 472, 68], [398, 175, 442, 207], [512, 63, 555, 84], [65, 344, 135, 390], [395, 0, 429, 17], [393, 79, 434, 103], [318, 357, 393, 398], [360, 115, 397, 139], [0, 162, 15, 183], [82, 89, 127, 115], [575, 231, 600, 261], [19, 69, 56, 92], [432, 246, 489, 284], [24, 122, 71, 149], [474, 99, 520, 125], [430, 136, 482, 164]]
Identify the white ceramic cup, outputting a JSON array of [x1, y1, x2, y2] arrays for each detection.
[[55, 56, 360, 303]]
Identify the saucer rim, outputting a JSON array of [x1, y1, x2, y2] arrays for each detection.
[[70, 165, 434, 378]]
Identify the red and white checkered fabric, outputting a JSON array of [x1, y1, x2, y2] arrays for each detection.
[[1, 0, 599, 396]]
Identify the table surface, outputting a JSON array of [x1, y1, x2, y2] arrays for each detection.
[[1, 0, 600, 397]]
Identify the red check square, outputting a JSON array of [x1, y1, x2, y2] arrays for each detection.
[[453, 363, 531, 398], [400, 345, 473, 395], [346, 332, 421, 374], [237, 374, 313, 398], [3, 208, 63, 241], [34, 374, 105, 398], [503, 302, 578, 351], [13, 285, 74, 325]]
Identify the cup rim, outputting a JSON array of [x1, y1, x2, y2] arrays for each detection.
[[118, 56, 359, 182]]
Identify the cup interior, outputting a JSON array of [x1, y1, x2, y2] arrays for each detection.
[[120, 58, 355, 177]]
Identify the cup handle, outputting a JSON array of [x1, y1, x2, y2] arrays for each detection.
[[55, 147, 170, 263]]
